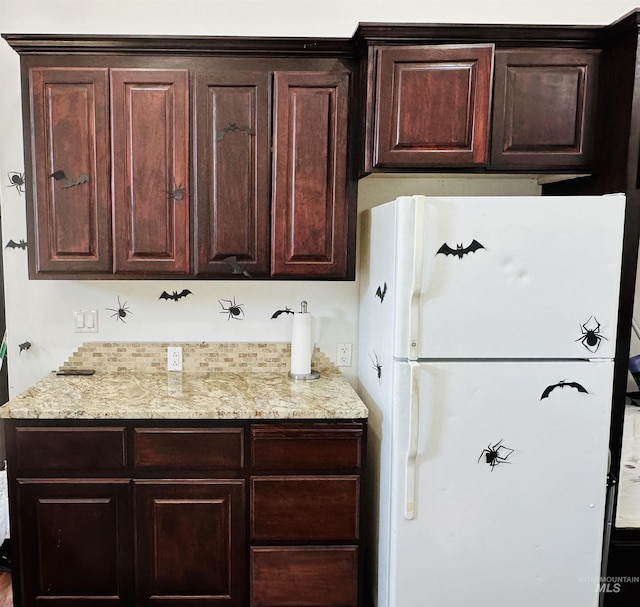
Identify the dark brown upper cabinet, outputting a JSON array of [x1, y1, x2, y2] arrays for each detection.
[[194, 65, 353, 280], [111, 69, 190, 275], [9, 35, 357, 281], [272, 70, 351, 278], [372, 44, 494, 168], [490, 49, 600, 171], [194, 70, 271, 278], [27, 65, 190, 278], [27, 61, 356, 281], [29, 67, 112, 274]]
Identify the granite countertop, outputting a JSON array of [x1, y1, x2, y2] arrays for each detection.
[[0, 369, 368, 420]]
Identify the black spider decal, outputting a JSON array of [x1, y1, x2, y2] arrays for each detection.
[[219, 297, 244, 320], [576, 316, 607, 353], [7, 172, 25, 194], [166, 181, 185, 201], [106, 296, 132, 323], [478, 440, 514, 471], [370, 352, 382, 382]]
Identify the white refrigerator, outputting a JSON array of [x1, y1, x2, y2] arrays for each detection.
[[358, 194, 626, 607]]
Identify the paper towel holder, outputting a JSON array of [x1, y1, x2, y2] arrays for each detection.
[[288, 301, 320, 381], [288, 369, 320, 381]]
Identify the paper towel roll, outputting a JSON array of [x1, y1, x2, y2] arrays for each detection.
[[290, 311, 312, 376]]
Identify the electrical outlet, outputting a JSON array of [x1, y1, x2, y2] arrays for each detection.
[[337, 343, 352, 367], [167, 346, 183, 371]]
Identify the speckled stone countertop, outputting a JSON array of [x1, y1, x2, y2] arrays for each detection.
[[0, 342, 368, 420], [0, 370, 368, 420]]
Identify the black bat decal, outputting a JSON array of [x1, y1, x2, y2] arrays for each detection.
[[50, 170, 89, 189], [375, 282, 387, 302], [436, 239, 485, 259], [223, 255, 252, 278], [5, 239, 27, 250], [540, 380, 588, 400], [216, 122, 256, 142], [18, 341, 31, 354], [159, 290, 193, 302], [271, 308, 294, 319]]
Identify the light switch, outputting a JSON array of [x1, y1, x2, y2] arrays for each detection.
[[73, 310, 98, 333]]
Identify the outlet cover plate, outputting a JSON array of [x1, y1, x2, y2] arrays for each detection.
[[167, 346, 183, 371]]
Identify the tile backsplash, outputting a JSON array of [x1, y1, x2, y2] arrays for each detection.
[[61, 342, 334, 374]]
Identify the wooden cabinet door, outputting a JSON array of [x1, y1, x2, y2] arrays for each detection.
[[134, 480, 245, 607], [373, 45, 494, 167], [194, 70, 270, 277], [29, 67, 112, 274], [490, 49, 600, 170], [14, 479, 132, 606], [271, 70, 352, 278], [111, 69, 190, 274]]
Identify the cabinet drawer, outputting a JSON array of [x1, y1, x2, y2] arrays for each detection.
[[251, 424, 362, 470], [13, 426, 126, 471], [133, 428, 244, 469], [251, 476, 359, 540], [251, 546, 358, 607]]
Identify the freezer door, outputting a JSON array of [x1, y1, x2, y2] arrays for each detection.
[[386, 360, 612, 607], [389, 195, 625, 359]]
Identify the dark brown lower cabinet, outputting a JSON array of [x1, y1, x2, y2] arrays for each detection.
[[135, 480, 245, 606], [249, 423, 364, 606], [14, 479, 133, 606], [5, 419, 366, 607]]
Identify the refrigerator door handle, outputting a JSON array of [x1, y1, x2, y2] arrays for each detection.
[[405, 360, 421, 519], [408, 201, 425, 360]]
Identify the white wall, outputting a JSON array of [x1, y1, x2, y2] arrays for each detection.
[[1, 0, 639, 397]]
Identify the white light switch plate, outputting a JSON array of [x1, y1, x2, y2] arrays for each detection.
[[73, 310, 98, 333]]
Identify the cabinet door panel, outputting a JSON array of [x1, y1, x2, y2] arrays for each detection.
[[29, 67, 111, 274], [135, 480, 245, 606], [272, 71, 351, 278], [491, 49, 600, 170], [374, 45, 493, 167], [111, 69, 189, 274], [15, 479, 132, 606], [251, 546, 358, 607], [194, 71, 270, 277]]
